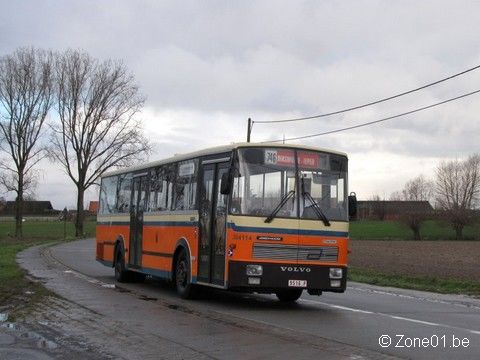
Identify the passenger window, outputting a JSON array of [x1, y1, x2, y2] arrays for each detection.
[[117, 173, 132, 213], [173, 160, 198, 211], [148, 165, 174, 211], [99, 176, 118, 214]]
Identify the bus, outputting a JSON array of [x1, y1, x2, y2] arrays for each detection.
[[96, 143, 357, 302]]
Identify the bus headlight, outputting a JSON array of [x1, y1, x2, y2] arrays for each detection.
[[329, 267, 343, 279], [246, 264, 263, 276]]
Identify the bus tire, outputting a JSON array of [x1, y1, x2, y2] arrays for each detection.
[[174, 248, 196, 299], [275, 289, 303, 302], [131, 272, 146, 283], [114, 248, 130, 283]]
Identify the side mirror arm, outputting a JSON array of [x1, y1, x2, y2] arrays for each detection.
[[348, 192, 357, 219]]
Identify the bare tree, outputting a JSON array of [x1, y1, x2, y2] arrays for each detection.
[[0, 47, 53, 237], [399, 175, 434, 240], [50, 50, 149, 236], [389, 191, 403, 201], [435, 154, 480, 239]]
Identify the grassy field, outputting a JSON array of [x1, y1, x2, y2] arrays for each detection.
[[349, 220, 480, 294], [348, 240, 480, 295], [0, 219, 96, 318], [348, 268, 480, 295], [350, 220, 480, 240], [0, 218, 96, 239]]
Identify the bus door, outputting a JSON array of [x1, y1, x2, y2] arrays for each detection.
[[129, 174, 147, 267], [198, 161, 229, 286]]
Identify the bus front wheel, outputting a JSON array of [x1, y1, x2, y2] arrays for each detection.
[[174, 249, 196, 299], [275, 289, 303, 302]]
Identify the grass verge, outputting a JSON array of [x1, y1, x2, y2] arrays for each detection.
[[0, 220, 95, 320], [348, 267, 480, 296], [0, 238, 55, 320]]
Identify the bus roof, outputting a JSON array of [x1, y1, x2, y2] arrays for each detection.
[[102, 142, 348, 178]]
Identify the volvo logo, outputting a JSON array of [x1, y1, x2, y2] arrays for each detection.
[[280, 266, 311, 273]]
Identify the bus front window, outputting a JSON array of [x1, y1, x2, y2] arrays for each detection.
[[298, 151, 348, 222], [230, 148, 348, 222], [231, 148, 297, 218]]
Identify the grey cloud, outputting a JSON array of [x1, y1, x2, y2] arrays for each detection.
[[2, 0, 480, 205]]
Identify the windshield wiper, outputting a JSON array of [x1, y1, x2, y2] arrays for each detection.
[[264, 190, 295, 223], [303, 191, 331, 226], [301, 177, 330, 227]]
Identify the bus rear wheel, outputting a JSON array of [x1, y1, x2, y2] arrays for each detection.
[[174, 249, 196, 299], [114, 249, 130, 282], [275, 289, 303, 302]]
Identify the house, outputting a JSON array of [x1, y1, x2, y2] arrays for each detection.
[[356, 200, 434, 221], [3, 201, 55, 215], [88, 201, 99, 214]]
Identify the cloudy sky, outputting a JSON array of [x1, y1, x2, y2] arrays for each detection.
[[1, 0, 480, 209]]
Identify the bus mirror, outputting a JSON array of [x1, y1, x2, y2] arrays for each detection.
[[348, 192, 357, 219], [220, 172, 232, 195]]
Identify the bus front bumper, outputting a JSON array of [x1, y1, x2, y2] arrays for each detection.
[[228, 261, 347, 293]]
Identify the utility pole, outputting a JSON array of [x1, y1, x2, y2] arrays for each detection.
[[246, 118, 252, 142]]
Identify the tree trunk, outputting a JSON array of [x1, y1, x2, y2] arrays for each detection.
[[75, 185, 85, 237], [15, 174, 24, 239], [455, 225, 463, 240], [413, 228, 421, 241], [410, 223, 421, 241]]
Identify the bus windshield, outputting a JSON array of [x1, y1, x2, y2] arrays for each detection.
[[230, 147, 348, 222]]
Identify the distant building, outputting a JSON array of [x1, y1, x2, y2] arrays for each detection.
[[356, 200, 433, 221], [2, 201, 55, 215], [88, 201, 99, 214]]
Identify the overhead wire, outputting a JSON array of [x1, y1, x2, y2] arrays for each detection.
[[254, 64, 480, 124], [265, 88, 480, 143]]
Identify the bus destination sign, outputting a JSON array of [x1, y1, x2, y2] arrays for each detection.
[[265, 149, 320, 169]]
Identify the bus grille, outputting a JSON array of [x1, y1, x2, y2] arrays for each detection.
[[252, 243, 338, 262]]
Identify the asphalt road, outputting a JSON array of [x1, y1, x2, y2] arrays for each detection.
[[18, 239, 480, 359]]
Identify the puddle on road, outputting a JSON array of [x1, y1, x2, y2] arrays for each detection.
[[20, 330, 59, 350], [1, 318, 59, 350], [1, 322, 17, 330]]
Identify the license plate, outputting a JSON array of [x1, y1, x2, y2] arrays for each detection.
[[288, 280, 307, 287]]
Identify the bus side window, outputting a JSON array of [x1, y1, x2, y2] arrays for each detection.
[[148, 166, 173, 211], [117, 173, 132, 213], [173, 160, 198, 211], [99, 176, 118, 214], [148, 167, 161, 211]]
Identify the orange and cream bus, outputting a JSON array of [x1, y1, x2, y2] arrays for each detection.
[[96, 143, 357, 302]]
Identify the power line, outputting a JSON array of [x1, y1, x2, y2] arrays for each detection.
[[254, 64, 480, 124], [265, 88, 480, 143]]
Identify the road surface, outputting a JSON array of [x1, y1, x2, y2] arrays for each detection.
[[15, 239, 480, 359]]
